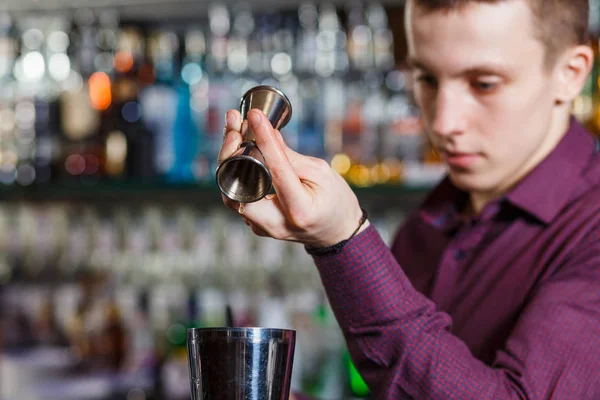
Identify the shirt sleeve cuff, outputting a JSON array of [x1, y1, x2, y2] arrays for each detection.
[[306, 222, 377, 258], [308, 224, 387, 281]]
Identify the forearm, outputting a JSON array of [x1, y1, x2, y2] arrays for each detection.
[[312, 225, 518, 399]]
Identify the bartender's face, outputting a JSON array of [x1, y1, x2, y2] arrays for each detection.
[[406, 0, 565, 197]]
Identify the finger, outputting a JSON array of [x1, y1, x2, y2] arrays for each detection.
[[247, 222, 270, 237], [224, 110, 242, 137], [217, 130, 243, 165], [217, 110, 243, 164], [221, 194, 240, 213], [236, 194, 290, 241], [248, 109, 309, 209], [242, 211, 272, 237]]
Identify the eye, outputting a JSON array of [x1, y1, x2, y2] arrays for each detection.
[[416, 74, 438, 88], [471, 79, 500, 93]]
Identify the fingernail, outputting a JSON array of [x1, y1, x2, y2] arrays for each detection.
[[226, 111, 237, 128], [248, 111, 261, 128]]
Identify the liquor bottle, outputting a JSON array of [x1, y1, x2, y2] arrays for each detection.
[[297, 78, 326, 159], [342, 83, 364, 164], [139, 30, 178, 178], [204, 5, 236, 179], [11, 19, 49, 186], [0, 15, 17, 186], [296, 3, 319, 75], [304, 298, 345, 399], [93, 283, 127, 371], [33, 96, 59, 184], [346, 2, 374, 72], [583, 34, 600, 135], [182, 28, 212, 181], [345, 349, 371, 398], [0, 13, 15, 83], [103, 26, 155, 181], [59, 10, 102, 182], [33, 289, 69, 347], [315, 3, 340, 78], [367, 3, 395, 72]]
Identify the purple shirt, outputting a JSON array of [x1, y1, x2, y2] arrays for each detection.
[[312, 119, 600, 399]]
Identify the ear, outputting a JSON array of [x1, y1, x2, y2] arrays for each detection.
[[554, 44, 594, 103]]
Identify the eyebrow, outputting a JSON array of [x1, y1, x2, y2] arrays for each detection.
[[406, 57, 429, 71], [407, 57, 513, 76]]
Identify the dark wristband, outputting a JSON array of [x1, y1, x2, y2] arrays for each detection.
[[305, 208, 368, 256]]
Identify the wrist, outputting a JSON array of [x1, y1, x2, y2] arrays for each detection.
[[324, 206, 365, 247], [305, 208, 369, 256]]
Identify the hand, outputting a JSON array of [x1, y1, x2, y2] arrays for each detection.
[[218, 108, 368, 248]]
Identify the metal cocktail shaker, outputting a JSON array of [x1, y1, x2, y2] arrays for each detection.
[[216, 85, 292, 203], [187, 327, 296, 400]]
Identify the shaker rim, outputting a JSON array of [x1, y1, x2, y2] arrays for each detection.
[[187, 326, 296, 341]]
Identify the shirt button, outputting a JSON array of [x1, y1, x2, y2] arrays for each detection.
[[454, 249, 467, 261]]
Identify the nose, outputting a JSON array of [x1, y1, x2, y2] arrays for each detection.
[[430, 87, 466, 138]]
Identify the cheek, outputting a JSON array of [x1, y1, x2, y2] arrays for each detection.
[[492, 72, 552, 117], [483, 84, 552, 147]]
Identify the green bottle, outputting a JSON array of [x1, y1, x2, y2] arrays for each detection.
[[344, 350, 370, 398]]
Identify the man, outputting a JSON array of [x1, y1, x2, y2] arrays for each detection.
[[220, 0, 600, 397]]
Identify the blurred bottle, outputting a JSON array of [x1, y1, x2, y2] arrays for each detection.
[[346, 2, 374, 72], [10, 18, 54, 187], [297, 78, 326, 158], [303, 297, 345, 399], [168, 32, 198, 183], [181, 28, 211, 181], [139, 30, 178, 178], [345, 350, 370, 398], [96, 298, 127, 371], [204, 4, 237, 180], [295, 3, 318, 75], [589, 0, 600, 136], [33, 97, 60, 184], [342, 83, 368, 186], [59, 10, 103, 182], [367, 3, 394, 72], [102, 26, 155, 181], [584, 35, 600, 134], [66, 275, 93, 367], [0, 13, 18, 186]]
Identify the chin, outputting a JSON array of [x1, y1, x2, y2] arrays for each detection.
[[447, 170, 497, 193]]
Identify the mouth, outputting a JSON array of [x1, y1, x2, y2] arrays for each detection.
[[440, 150, 481, 169]]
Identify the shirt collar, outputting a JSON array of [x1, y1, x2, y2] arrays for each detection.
[[505, 117, 597, 224], [418, 177, 468, 232], [419, 117, 597, 229]]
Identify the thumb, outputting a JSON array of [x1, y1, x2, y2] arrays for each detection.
[[247, 109, 309, 208]]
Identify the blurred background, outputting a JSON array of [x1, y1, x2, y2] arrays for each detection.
[[0, 0, 599, 399]]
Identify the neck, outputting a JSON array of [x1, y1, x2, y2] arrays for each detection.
[[469, 108, 571, 215]]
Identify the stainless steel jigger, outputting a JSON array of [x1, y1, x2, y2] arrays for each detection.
[[187, 327, 296, 400], [216, 85, 292, 203]]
